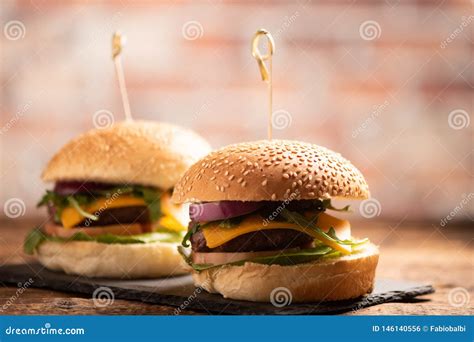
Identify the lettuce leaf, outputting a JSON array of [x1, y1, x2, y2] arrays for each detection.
[[24, 228, 181, 255]]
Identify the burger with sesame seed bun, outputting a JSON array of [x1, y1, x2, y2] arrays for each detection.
[[23, 120, 211, 279], [172, 139, 379, 302]]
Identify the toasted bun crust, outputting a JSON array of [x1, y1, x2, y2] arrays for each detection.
[[193, 243, 379, 302], [42, 120, 211, 189], [36, 240, 188, 279], [172, 140, 369, 203]]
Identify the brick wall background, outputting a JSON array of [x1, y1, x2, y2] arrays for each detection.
[[0, 0, 472, 224]]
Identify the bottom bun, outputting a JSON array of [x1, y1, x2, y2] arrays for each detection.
[[193, 243, 379, 302], [36, 240, 188, 279]]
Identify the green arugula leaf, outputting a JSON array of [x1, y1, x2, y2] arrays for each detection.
[[24, 228, 47, 254], [179, 200, 341, 248], [37, 191, 56, 207], [178, 245, 193, 264], [217, 216, 246, 228], [185, 245, 334, 272], [177, 208, 370, 271], [135, 186, 162, 221], [327, 227, 337, 239], [100, 185, 162, 222], [67, 197, 98, 221], [37, 185, 163, 224], [279, 209, 369, 252], [182, 222, 200, 247], [326, 226, 368, 246], [37, 191, 68, 222], [280, 209, 341, 242]]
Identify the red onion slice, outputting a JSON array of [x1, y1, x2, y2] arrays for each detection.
[[189, 201, 262, 222], [54, 181, 116, 195]]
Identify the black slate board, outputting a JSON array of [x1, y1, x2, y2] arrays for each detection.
[[0, 263, 434, 315]]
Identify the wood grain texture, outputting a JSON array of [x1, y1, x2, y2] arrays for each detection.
[[0, 218, 472, 315]]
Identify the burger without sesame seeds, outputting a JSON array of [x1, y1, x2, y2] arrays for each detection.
[[24, 120, 211, 278], [172, 140, 379, 302]]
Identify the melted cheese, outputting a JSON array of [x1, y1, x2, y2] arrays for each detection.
[[156, 215, 186, 232], [60, 194, 189, 232], [201, 212, 352, 254], [312, 212, 351, 239], [60, 196, 146, 228], [160, 192, 189, 228]]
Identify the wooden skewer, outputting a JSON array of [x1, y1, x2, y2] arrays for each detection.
[[252, 29, 275, 140], [112, 32, 133, 121]]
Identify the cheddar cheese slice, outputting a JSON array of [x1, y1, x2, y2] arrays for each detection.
[[60, 196, 146, 228], [201, 213, 352, 254], [156, 215, 186, 232]]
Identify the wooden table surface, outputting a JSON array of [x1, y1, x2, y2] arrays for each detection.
[[0, 218, 472, 315]]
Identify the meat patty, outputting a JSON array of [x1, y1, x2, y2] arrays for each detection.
[[76, 206, 150, 227], [191, 229, 314, 252]]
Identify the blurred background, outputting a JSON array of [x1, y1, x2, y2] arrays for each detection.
[[0, 0, 472, 225]]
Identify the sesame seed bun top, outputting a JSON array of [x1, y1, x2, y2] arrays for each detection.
[[42, 120, 211, 190], [172, 139, 370, 203]]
